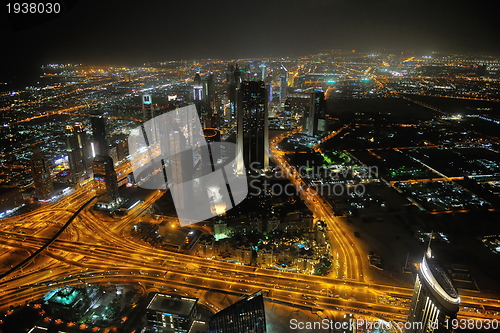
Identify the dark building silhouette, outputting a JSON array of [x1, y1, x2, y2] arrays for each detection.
[[91, 116, 121, 209], [209, 291, 266, 333], [237, 80, 269, 171], [91, 116, 108, 157], [303, 91, 326, 136], [193, 73, 203, 106], [406, 247, 460, 333], [30, 148, 54, 201], [93, 155, 120, 209], [65, 123, 89, 183]]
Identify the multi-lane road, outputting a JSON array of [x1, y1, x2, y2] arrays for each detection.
[[0, 131, 499, 328]]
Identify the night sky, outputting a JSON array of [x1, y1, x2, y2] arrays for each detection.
[[1, 0, 499, 83]]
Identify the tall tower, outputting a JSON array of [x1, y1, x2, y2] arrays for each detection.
[[259, 63, 267, 81], [193, 73, 203, 104], [30, 148, 54, 201], [65, 123, 88, 183], [226, 64, 242, 122], [91, 116, 121, 209], [406, 247, 460, 333], [209, 291, 266, 333], [279, 65, 288, 102], [93, 155, 121, 209], [142, 94, 154, 121], [303, 91, 326, 137], [237, 80, 269, 171], [204, 73, 217, 128], [193, 73, 208, 127], [91, 116, 108, 157]]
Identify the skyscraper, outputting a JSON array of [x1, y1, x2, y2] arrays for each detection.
[[142, 94, 154, 121], [93, 155, 120, 209], [259, 63, 267, 81], [303, 91, 326, 137], [204, 73, 217, 128], [30, 148, 54, 201], [91, 116, 121, 209], [406, 247, 460, 333], [65, 123, 89, 183], [193, 73, 203, 107], [209, 291, 267, 333], [279, 64, 288, 103], [91, 116, 108, 157], [237, 80, 269, 171]]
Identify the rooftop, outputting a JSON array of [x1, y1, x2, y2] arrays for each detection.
[[146, 293, 197, 317]]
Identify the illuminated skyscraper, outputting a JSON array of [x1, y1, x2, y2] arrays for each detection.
[[237, 80, 269, 171], [226, 64, 242, 121], [406, 247, 460, 333], [93, 155, 121, 209], [30, 148, 54, 201], [91, 116, 121, 209], [193, 73, 203, 104], [203, 73, 217, 128], [65, 123, 89, 183], [279, 64, 289, 103], [209, 291, 266, 333], [259, 63, 267, 81], [193, 73, 206, 126]]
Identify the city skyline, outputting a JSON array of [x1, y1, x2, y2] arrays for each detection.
[[1, 4, 500, 329], [2, 0, 500, 88]]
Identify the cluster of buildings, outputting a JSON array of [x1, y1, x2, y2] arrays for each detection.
[[195, 214, 329, 274]]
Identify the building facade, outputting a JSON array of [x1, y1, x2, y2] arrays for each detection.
[[30, 148, 54, 201], [406, 247, 460, 333], [65, 123, 89, 183], [209, 291, 266, 333], [237, 80, 269, 171]]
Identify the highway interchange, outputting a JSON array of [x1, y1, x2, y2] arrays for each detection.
[[0, 130, 499, 331]]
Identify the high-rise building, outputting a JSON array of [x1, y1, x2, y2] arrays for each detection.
[[204, 73, 217, 128], [142, 94, 154, 121], [193, 73, 203, 106], [303, 91, 326, 137], [93, 155, 120, 209], [30, 148, 54, 201], [237, 80, 269, 172], [279, 64, 289, 102], [209, 291, 266, 333], [91, 116, 108, 157], [65, 123, 89, 183], [259, 63, 267, 81], [91, 116, 121, 209], [406, 247, 460, 333], [145, 293, 198, 333], [226, 64, 242, 122]]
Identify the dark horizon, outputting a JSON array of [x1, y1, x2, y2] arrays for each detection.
[[2, 0, 500, 84]]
